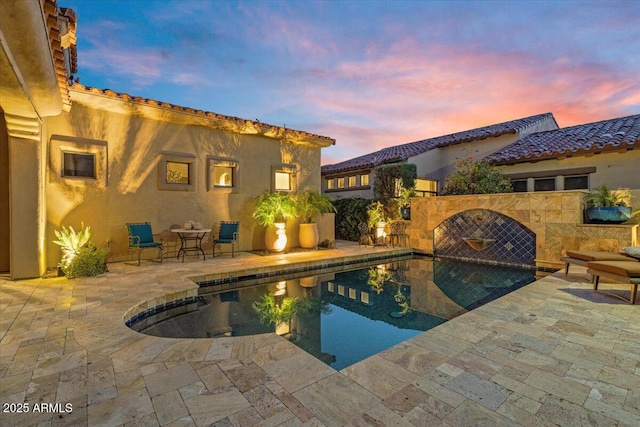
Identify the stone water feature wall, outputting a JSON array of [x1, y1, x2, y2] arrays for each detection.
[[434, 209, 536, 267], [408, 190, 639, 269]]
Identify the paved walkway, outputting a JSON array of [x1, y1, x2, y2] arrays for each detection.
[[1, 243, 639, 426]]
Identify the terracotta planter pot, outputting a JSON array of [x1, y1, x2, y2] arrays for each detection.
[[299, 223, 319, 249]]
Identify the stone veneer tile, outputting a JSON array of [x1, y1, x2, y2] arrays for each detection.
[[221, 360, 267, 393], [445, 371, 510, 410], [345, 402, 413, 426], [152, 389, 189, 425], [342, 355, 419, 400], [378, 341, 450, 377], [409, 330, 472, 358], [444, 399, 520, 427], [382, 384, 432, 416], [242, 384, 287, 419], [413, 377, 466, 408], [536, 395, 618, 427], [144, 362, 200, 397], [87, 388, 155, 426], [249, 338, 301, 367], [183, 389, 250, 426], [262, 351, 335, 394], [508, 333, 557, 355], [293, 372, 380, 426], [524, 369, 591, 405], [447, 351, 503, 380], [205, 337, 234, 361]]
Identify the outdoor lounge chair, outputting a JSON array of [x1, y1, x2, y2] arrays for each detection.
[[560, 250, 634, 276], [212, 221, 239, 257], [127, 222, 163, 266], [586, 260, 640, 304]]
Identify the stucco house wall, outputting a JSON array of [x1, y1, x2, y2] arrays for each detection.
[[496, 150, 640, 189], [41, 87, 333, 267], [322, 113, 558, 200], [1, 0, 335, 278]]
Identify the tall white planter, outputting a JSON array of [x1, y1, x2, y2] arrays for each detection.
[[265, 223, 287, 252], [299, 223, 319, 249]]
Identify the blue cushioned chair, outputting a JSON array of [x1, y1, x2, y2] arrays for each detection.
[[127, 222, 163, 265], [212, 221, 239, 258]]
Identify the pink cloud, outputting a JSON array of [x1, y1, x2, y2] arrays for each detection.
[[307, 40, 639, 164]]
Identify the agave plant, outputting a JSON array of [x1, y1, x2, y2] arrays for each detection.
[[53, 223, 92, 267]]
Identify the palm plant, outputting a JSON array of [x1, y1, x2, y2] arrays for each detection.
[[585, 184, 630, 207], [294, 188, 336, 224], [252, 191, 295, 227]]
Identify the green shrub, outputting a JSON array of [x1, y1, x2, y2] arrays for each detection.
[[62, 244, 108, 279], [373, 163, 417, 200], [332, 198, 370, 241], [441, 157, 513, 195]]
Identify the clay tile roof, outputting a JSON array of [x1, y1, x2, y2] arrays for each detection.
[[321, 113, 554, 175], [486, 114, 640, 165], [43, 0, 78, 111], [70, 83, 336, 145]]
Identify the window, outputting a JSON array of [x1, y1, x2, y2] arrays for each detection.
[[337, 177, 345, 188], [564, 175, 588, 190], [214, 165, 233, 187], [159, 152, 197, 191], [51, 136, 107, 187], [360, 174, 369, 186], [415, 178, 438, 196], [327, 178, 334, 190], [534, 178, 555, 192], [275, 171, 291, 191], [271, 164, 296, 191], [166, 161, 190, 185], [62, 152, 95, 178], [511, 180, 527, 192], [207, 157, 238, 191], [348, 176, 357, 187]]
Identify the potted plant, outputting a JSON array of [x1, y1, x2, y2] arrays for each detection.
[[584, 185, 632, 224], [399, 187, 416, 220], [252, 191, 295, 252], [367, 201, 388, 244], [294, 188, 337, 249]]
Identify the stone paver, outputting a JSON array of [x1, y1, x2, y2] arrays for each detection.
[[1, 242, 639, 426]]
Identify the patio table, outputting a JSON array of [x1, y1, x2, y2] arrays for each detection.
[[171, 228, 211, 262]]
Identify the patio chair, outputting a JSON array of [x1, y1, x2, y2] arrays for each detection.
[[586, 260, 640, 304], [357, 222, 372, 247], [388, 221, 408, 247], [560, 250, 635, 276], [212, 221, 239, 257], [127, 222, 163, 266]]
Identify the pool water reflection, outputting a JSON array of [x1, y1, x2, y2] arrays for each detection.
[[130, 257, 535, 370]]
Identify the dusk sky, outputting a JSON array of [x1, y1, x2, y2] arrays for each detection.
[[62, 0, 640, 165]]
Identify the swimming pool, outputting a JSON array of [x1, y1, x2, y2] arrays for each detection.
[[128, 256, 536, 370]]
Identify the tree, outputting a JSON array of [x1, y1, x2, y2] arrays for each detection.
[[441, 157, 513, 195]]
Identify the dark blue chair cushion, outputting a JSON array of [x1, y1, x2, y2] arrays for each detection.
[[138, 242, 162, 248], [218, 223, 238, 241], [128, 224, 154, 245]]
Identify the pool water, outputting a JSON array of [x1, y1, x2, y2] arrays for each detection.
[[129, 257, 535, 370]]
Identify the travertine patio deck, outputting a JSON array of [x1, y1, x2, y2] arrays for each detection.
[[1, 242, 639, 426]]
